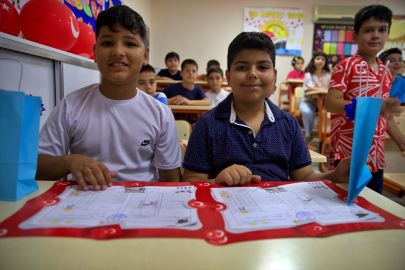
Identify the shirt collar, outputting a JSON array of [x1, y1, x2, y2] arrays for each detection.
[[215, 93, 280, 122]]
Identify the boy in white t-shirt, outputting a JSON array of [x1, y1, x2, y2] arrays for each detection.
[[36, 6, 182, 191], [205, 67, 229, 106]]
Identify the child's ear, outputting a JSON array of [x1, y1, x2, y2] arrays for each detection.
[[352, 31, 358, 43], [143, 47, 149, 66], [225, 70, 230, 85], [93, 44, 97, 63]]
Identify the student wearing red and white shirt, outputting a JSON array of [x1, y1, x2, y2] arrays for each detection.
[[325, 5, 405, 193]]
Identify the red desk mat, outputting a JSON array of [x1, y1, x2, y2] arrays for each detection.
[[0, 180, 404, 245]]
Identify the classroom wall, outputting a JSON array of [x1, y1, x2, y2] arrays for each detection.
[[148, 0, 405, 105], [125, 0, 153, 28]]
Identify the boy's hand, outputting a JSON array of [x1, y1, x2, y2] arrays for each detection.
[[176, 97, 191, 105], [215, 165, 261, 186], [167, 96, 182, 105], [380, 98, 402, 118], [65, 154, 116, 191], [333, 157, 371, 183]]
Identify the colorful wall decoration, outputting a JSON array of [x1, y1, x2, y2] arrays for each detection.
[[312, 23, 357, 66], [244, 7, 304, 55], [383, 15, 405, 53]]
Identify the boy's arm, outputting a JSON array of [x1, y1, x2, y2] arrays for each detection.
[[36, 154, 115, 191], [386, 115, 405, 153], [183, 165, 261, 186], [158, 168, 182, 182], [325, 88, 350, 114], [156, 76, 174, 81], [188, 98, 211, 106]]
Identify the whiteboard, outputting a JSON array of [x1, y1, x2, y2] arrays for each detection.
[[63, 62, 100, 97], [0, 49, 55, 130]]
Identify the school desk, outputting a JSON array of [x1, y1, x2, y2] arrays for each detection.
[[279, 79, 304, 114], [384, 115, 405, 173], [383, 173, 405, 198], [180, 140, 326, 163], [0, 181, 404, 270], [156, 80, 228, 92], [304, 88, 329, 147], [168, 105, 214, 114]]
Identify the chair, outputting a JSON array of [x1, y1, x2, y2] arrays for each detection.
[[179, 140, 187, 176], [278, 81, 290, 112], [175, 120, 192, 140], [292, 87, 305, 118]]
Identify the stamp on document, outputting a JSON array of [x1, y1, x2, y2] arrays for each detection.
[[296, 212, 315, 220], [106, 214, 127, 222]]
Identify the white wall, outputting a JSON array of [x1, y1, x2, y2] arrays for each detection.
[[148, 0, 405, 105], [125, 0, 153, 28]]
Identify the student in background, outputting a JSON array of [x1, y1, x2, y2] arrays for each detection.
[[379, 48, 405, 105], [325, 5, 405, 193], [182, 32, 366, 186], [197, 59, 223, 81], [300, 52, 331, 144], [156, 52, 182, 81], [36, 6, 182, 190], [205, 67, 229, 106], [137, 64, 168, 105], [163, 59, 210, 106], [287, 56, 305, 80]]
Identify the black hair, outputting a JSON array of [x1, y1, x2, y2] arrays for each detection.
[[354, 5, 393, 34], [207, 60, 220, 69], [379, 48, 402, 63], [305, 52, 330, 74], [227, 32, 275, 71], [95, 5, 147, 45], [207, 67, 223, 78], [140, 64, 155, 74], [165, 52, 180, 63], [291, 56, 304, 67], [181, 59, 198, 71]]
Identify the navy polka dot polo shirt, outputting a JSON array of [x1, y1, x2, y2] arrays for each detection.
[[183, 94, 311, 181]]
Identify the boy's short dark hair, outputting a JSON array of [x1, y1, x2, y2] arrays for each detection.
[[181, 59, 198, 71], [305, 52, 331, 74], [95, 5, 147, 45], [379, 48, 402, 64], [207, 67, 223, 78], [140, 64, 156, 74], [207, 60, 220, 69], [227, 32, 275, 71], [165, 52, 180, 63], [354, 5, 393, 34]]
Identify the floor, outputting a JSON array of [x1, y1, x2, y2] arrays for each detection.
[[309, 137, 405, 207]]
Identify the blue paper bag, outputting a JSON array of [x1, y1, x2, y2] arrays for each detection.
[[0, 90, 41, 201], [347, 61, 389, 205]]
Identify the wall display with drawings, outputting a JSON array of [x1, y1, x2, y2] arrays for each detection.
[[0, 180, 404, 245]]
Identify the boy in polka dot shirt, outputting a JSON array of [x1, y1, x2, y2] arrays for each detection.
[[182, 32, 368, 186]]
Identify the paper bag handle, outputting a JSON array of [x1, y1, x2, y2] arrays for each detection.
[[0, 58, 23, 92]]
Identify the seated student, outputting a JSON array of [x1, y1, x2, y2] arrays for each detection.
[[156, 52, 182, 81], [36, 6, 182, 191], [163, 59, 210, 106], [287, 56, 305, 80], [182, 32, 365, 186], [300, 52, 331, 143], [379, 48, 405, 105], [137, 64, 168, 105], [197, 59, 226, 81], [205, 67, 229, 106]]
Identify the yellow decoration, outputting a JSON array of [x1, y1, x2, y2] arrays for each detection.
[[239, 210, 248, 214], [260, 19, 289, 39], [75, 0, 83, 10], [389, 20, 405, 39]]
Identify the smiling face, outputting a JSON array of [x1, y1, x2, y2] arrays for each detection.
[[93, 24, 148, 88], [386, 53, 404, 76], [207, 72, 223, 92], [180, 64, 198, 84], [226, 49, 277, 105], [137, 71, 156, 96], [353, 17, 389, 56]]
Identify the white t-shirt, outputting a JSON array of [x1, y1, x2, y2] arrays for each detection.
[[38, 84, 182, 182], [205, 89, 230, 107]]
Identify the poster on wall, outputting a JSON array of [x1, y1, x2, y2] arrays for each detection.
[[312, 23, 357, 67], [243, 7, 304, 55], [383, 15, 405, 53]]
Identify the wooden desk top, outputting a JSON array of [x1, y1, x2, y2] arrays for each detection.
[[285, 78, 304, 84], [384, 173, 405, 188], [0, 181, 404, 270], [305, 88, 328, 95]]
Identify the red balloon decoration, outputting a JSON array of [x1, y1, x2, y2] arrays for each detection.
[[67, 21, 96, 59], [20, 0, 79, 51], [0, 0, 21, 36]]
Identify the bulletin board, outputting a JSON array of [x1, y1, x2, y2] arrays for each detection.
[[244, 7, 304, 55], [312, 23, 357, 66], [383, 15, 405, 53]]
